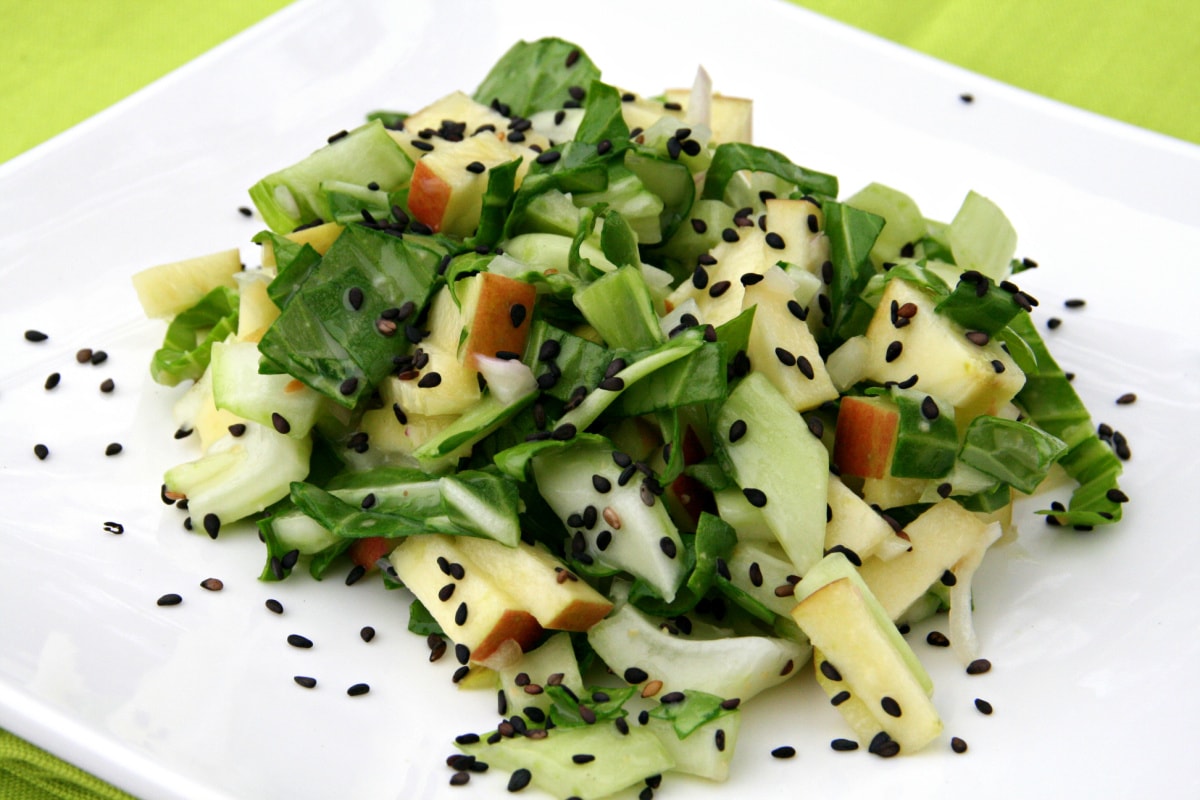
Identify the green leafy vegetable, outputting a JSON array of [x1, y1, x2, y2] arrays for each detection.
[[150, 286, 239, 386], [472, 38, 601, 118]]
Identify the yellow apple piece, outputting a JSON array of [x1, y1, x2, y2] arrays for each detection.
[[453, 536, 613, 631], [132, 248, 241, 319], [407, 135, 531, 237], [390, 534, 542, 668], [259, 221, 344, 269], [791, 577, 943, 754]]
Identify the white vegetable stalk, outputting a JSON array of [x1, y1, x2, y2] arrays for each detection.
[[474, 355, 537, 405], [949, 521, 1003, 664], [687, 65, 712, 129]]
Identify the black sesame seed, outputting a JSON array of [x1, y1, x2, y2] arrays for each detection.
[[830, 690, 851, 706], [796, 355, 815, 380], [927, 630, 950, 647], [770, 745, 795, 759], [659, 537, 677, 558], [447, 564, 465, 582], [1047, 317, 1062, 330], [294, 675, 317, 688], [464, 160, 486, 174], [937, 482, 953, 499], [765, 231, 786, 250], [33, 443, 49, 460], [506, 768, 532, 792], [748, 561, 764, 587], [974, 698, 993, 715], [345, 564, 366, 586], [1116, 392, 1137, 405], [455, 602, 468, 626], [966, 658, 992, 675], [202, 513, 221, 539], [598, 376, 625, 391], [1064, 298, 1086, 309], [742, 487, 767, 508], [551, 423, 576, 440], [265, 598, 284, 614], [1106, 488, 1129, 503], [156, 593, 182, 606], [105, 442, 123, 456], [44, 372, 60, 390], [287, 634, 313, 649], [90, 350, 108, 365], [347, 683, 370, 697], [941, 569, 958, 586], [885, 340, 903, 363], [728, 419, 747, 443], [774, 347, 796, 367], [708, 280, 731, 298], [787, 299, 808, 321], [721, 228, 739, 243], [99, 377, 115, 393], [103, 521, 125, 535], [951, 736, 969, 753], [24, 329, 48, 342], [271, 412, 291, 434], [438, 583, 456, 602], [623, 667, 648, 684], [831, 738, 859, 751], [920, 395, 940, 420], [820, 660, 842, 681], [280, 549, 299, 570], [455, 643, 470, 665], [881, 696, 903, 717]]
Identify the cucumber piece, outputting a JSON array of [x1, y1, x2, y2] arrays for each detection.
[[249, 119, 413, 233], [844, 182, 926, 269], [459, 722, 673, 800], [947, 190, 1017, 283], [497, 632, 585, 721], [531, 436, 686, 602], [587, 603, 808, 702], [573, 265, 664, 350], [413, 389, 538, 466], [164, 421, 312, 530], [644, 692, 741, 781], [715, 372, 828, 575], [210, 340, 324, 438]]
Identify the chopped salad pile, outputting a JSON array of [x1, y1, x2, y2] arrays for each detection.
[[133, 37, 1127, 798]]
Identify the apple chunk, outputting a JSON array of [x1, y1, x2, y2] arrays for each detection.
[[390, 534, 542, 668], [791, 577, 943, 754], [453, 536, 613, 631], [458, 272, 538, 368], [833, 394, 899, 479], [131, 248, 241, 319], [407, 135, 529, 237]]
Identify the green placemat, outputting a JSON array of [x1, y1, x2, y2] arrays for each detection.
[[0, 1, 1196, 798], [0, 730, 135, 800], [792, 0, 1200, 146]]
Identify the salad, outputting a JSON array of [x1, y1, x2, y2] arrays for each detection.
[[132, 37, 1126, 798]]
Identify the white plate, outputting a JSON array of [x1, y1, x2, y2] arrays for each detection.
[[2, 0, 1199, 798]]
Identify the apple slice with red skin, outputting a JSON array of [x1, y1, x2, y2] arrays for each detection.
[[348, 536, 395, 571], [833, 395, 899, 479], [390, 534, 543, 667], [407, 135, 528, 237], [460, 272, 537, 369], [667, 424, 714, 528]]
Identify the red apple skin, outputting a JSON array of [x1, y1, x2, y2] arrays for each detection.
[[545, 598, 614, 631], [464, 273, 538, 368], [472, 610, 544, 664], [348, 536, 397, 571], [408, 160, 451, 232], [668, 424, 714, 527], [833, 396, 899, 479]]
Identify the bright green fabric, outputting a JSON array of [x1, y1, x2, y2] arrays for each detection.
[[0, 0, 1195, 797], [790, 0, 1200, 145], [0, 730, 135, 800], [0, 0, 294, 163]]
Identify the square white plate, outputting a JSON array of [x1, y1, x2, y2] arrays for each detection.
[[2, 0, 1199, 798]]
